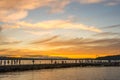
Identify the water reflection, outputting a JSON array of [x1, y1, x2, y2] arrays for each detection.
[[0, 67, 120, 80]]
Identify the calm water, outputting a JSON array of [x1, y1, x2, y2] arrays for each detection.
[[0, 67, 120, 80]]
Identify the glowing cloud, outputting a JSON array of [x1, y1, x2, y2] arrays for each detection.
[[16, 20, 102, 32]]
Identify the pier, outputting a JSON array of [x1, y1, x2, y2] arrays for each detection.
[[0, 58, 120, 72]]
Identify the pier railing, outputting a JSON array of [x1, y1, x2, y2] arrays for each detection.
[[0, 58, 120, 66], [0, 58, 120, 72]]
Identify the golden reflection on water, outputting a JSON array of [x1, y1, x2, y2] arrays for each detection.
[[0, 67, 120, 80]]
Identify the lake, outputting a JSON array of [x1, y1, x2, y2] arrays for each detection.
[[0, 67, 120, 80]]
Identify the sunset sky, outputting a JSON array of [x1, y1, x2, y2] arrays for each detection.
[[0, 0, 120, 58]]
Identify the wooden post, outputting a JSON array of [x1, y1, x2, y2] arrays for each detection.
[[4, 60, 6, 65], [0, 60, 2, 65], [19, 60, 21, 65], [32, 59, 35, 65]]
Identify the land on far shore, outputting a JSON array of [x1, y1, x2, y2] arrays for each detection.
[[0, 54, 120, 60]]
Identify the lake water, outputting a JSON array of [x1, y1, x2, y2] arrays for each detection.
[[0, 67, 120, 80]]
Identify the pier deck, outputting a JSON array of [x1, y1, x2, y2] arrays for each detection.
[[0, 58, 120, 73]]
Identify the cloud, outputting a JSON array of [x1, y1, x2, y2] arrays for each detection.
[[58, 38, 120, 55], [0, 48, 47, 56], [0, 26, 4, 41], [0, 10, 28, 22], [0, 1, 36, 22], [105, 0, 120, 6], [0, 49, 9, 52], [41, 38, 92, 47], [0, 19, 102, 32], [0, 26, 2, 32], [49, 0, 70, 13], [0, 0, 64, 11], [93, 32, 120, 37], [0, 0, 46, 22], [30, 37, 120, 55], [1, 37, 120, 57], [1, 24, 20, 29], [0, 37, 22, 45], [103, 24, 120, 29], [77, 0, 104, 4], [39, 37, 120, 47], [31, 35, 59, 44], [0, 0, 71, 22], [106, 2, 118, 6], [15, 20, 102, 32], [0, 0, 119, 23], [0, 41, 22, 45], [88, 38, 120, 45], [24, 30, 52, 35], [1, 0, 119, 21], [77, 0, 120, 6]]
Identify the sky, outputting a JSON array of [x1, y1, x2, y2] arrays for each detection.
[[0, 0, 120, 58]]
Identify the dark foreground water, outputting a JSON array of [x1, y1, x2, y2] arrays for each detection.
[[0, 67, 120, 80]]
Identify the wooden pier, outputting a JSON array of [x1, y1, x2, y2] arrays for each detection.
[[0, 58, 120, 72]]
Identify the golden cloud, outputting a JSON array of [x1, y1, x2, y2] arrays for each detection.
[[31, 37, 120, 56], [16, 20, 102, 32], [0, 36, 120, 58], [0, 0, 71, 22], [0, 36, 22, 45], [0, 10, 28, 22]]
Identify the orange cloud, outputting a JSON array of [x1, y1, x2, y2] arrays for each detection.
[[31, 35, 59, 44], [0, 0, 119, 23], [0, 37, 120, 58], [0, 10, 28, 22], [30, 36, 120, 56], [0, 0, 71, 22]]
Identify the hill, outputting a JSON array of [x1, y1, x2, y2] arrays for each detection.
[[96, 55, 120, 60]]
